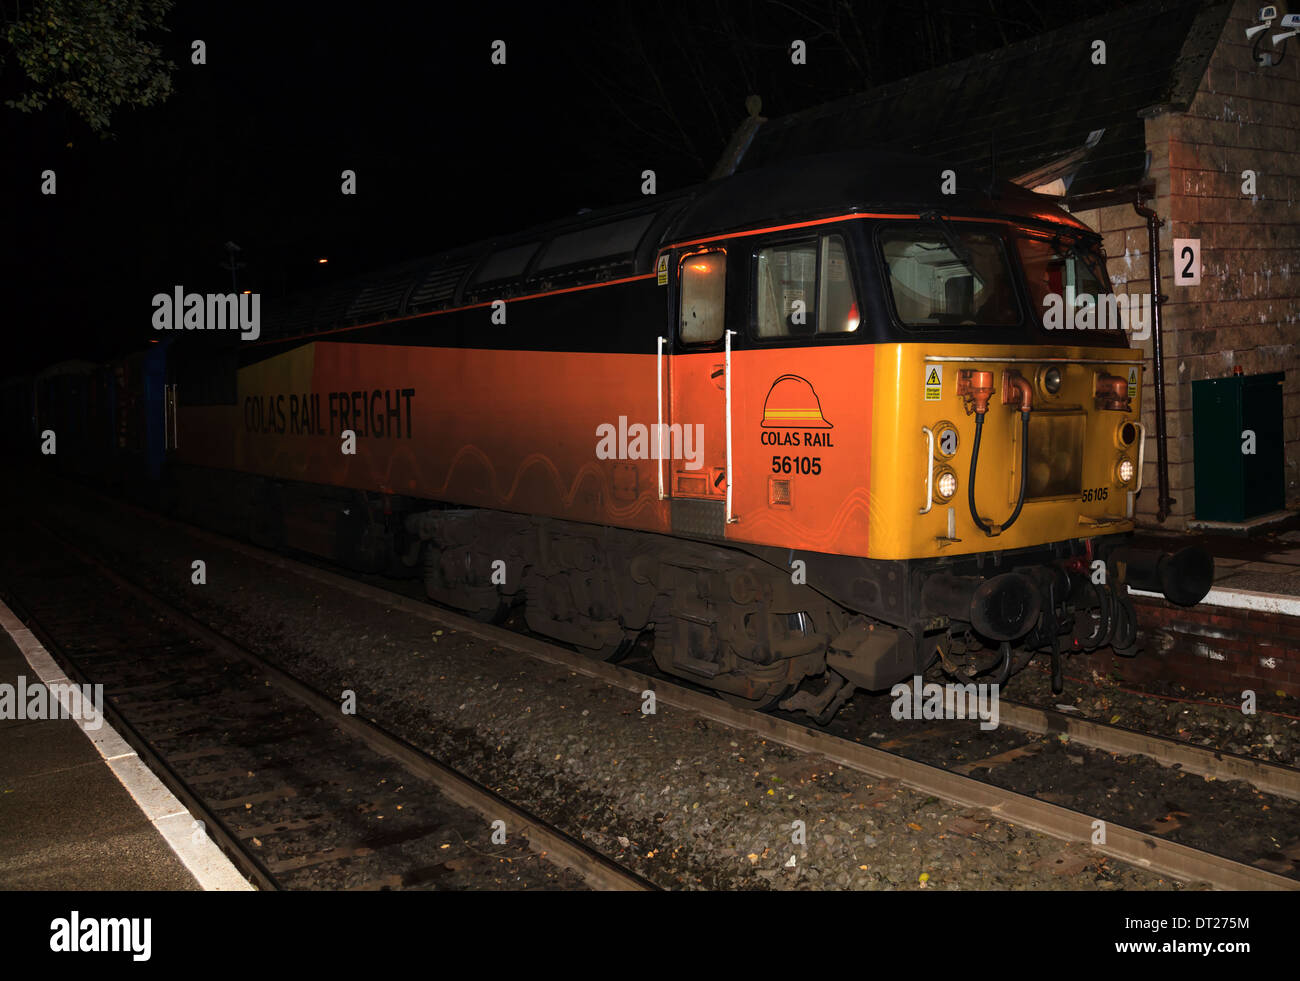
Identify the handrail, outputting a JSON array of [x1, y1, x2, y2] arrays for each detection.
[[725, 329, 736, 524], [1133, 420, 1147, 495], [657, 336, 666, 500], [919, 425, 935, 514]]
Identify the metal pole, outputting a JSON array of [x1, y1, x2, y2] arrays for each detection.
[[725, 329, 736, 524], [1133, 198, 1174, 522], [657, 335, 666, 500]]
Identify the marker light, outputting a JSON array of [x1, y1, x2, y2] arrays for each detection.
[[1042, 366, 1063, 395], [1117, 456, 1135, 484], [934, 423, 959, 458]]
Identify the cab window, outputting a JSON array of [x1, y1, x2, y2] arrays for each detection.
[[1016, 235, 1111, 329], [678, 251, 726, 344], [881, 225, 1018, 327], [755, 234, 859, 338]]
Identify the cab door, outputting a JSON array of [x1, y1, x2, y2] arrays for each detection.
[[667, 248, 732, 532]]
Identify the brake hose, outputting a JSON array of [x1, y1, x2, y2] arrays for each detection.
[[968, 408, 1031, 536]]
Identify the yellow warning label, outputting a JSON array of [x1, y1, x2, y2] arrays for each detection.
[[1127, 367, 1138, 399], [924, 365, 942, 401], [656, 254, 669, 286]]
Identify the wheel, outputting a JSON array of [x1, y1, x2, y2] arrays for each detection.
[[584, 630, 640, 663], [719, 684, 792, 713], [466, 595, 514, 625]]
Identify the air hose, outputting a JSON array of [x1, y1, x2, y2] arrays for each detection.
[[968, 409, 1031, 536]]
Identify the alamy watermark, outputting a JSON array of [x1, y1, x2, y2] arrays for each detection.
[[890, 674, 1000, 731], [595, 416, 704, 470], [151, 286, 260, 341], [50, 911, 150, 961], [0, 676, 104, 730], [1042, 288, 1151, 341]]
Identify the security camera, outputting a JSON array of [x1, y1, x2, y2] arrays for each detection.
[[1282, 12, 1300, 27], [1247, 5, 1277, 37]]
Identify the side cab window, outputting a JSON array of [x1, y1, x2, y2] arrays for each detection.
[[678, 250, 727, 344], [753, 233, 859, 338]]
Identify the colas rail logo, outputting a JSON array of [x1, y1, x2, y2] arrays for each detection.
[[759, 374, 835, 447]]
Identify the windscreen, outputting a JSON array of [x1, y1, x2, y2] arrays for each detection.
[[1017, 235, 1125, 337], [881, 225, 1019, 327]]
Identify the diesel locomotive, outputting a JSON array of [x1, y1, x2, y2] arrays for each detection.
[[48, 149, 1218, 721]]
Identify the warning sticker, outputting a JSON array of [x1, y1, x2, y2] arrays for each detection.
[[656, 254, 669, 286], [924, 365, 942, 401], [1127, 367, 1138, 399]]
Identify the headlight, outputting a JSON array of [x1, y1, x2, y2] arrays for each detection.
[[935, 468, 958, 502], [1042, 366, 1063, 395], [1117, 456, 1135, 484]]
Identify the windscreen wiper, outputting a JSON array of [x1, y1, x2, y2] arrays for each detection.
[[920, 210, 977, 272], [1052, 234, 1107, 284]]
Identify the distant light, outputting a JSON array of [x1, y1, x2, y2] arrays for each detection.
[[242, 290, 251, 295], [690, 262, 711, 272], [318, 258, 329, 264]]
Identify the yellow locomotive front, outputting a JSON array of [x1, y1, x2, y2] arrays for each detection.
[[821, 215, 1215, 698], [872, 217, 1149, 559], [873, 341, 1145, 559]]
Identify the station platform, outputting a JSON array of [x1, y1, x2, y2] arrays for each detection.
[[1135, 512, 1300, 599], [1109, 513, 1300, 698], [0, 603, 250, 891]]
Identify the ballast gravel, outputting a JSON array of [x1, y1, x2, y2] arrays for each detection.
[[48, 493, 1188, 890]]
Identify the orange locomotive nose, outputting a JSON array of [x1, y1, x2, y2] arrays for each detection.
[[760, 374, 834, 429]]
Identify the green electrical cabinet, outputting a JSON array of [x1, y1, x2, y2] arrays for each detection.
[[1191, 372, 1285, 522]]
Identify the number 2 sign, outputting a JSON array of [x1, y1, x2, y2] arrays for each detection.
[[1173, 238, 1201, 286]]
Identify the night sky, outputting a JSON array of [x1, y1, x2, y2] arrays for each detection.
[[3, 0, 1138, 373]]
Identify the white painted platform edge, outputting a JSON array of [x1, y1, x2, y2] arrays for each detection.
[[0, 599, 254, 891], [1129, 585, 1300, 617]]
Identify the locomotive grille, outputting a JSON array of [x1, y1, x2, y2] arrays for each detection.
[[1024, 412, 1084, 499], [408, 262, 471, 311]]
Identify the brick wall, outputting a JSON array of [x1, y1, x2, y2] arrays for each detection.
[[1087, 595, 1300, 698], [1073, 0, 1299, 530]]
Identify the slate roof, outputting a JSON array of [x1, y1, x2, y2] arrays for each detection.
[[735, 0, 1232, 205]]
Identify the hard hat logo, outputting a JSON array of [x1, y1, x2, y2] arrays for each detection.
[[760, 374, 833, 429]]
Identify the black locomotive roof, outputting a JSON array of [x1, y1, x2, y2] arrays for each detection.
[[668, 148, 1094, 242], [253, 147, 1092, 343]]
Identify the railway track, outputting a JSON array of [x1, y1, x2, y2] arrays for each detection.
[[0, 518, 656, 892], [12, 478, 1300, 890], [994, 698, 1300, 802]]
